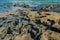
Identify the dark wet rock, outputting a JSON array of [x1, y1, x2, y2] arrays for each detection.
[[27, 24, 41, 40], [42, 22, 49, 26], [25, 4, 29, 7], [45, 13, 51, 15], [0, 24, 3, 27], [50, 27, 60, 33], [31, 7, 38, 11], [10, 14, 15, 16], [7, 27, 12, 34], [47, 19, 55, 25], [25, 18, 30, 22], [40, 16, 46, 18], [13, 19, 19, 26], [21, 18, 30, 22], [28, 30, 36, 39], [40, 7, 49, 11], [20, 14, 25, 18], [7, 20, 12, 23], [34, 33, 41, 40], [9, 14, 18, 17], [13, 4, 30, 8], [29, 24, 39, 33], [37, 11, 41, 15], [34, 19, 41, 24], [16, 9, 23, 13], [58, 20, 60, 25], [20, 14, 25, 16], [0, 17, 7, 21]]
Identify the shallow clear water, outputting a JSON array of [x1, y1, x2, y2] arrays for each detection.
[[0, 0, 60, 6], [0, 0, 60, 13]]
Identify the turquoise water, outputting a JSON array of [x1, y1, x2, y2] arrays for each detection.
[[0, 0, 60, 13], [0, 0, 60, 6]]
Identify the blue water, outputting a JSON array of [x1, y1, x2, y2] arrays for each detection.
[[0, 0, 60, 6], [0, 0, 60, 13]]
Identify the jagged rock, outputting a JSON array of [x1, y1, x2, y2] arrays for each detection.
[[0, 10, 60, 40], [41, 30, 60, 40]]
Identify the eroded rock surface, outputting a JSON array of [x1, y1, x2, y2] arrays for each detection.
[[0, 11, 60, 40]]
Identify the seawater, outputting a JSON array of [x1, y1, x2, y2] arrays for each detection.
[[0, 0, 60, 12], [0, 0, 60, 5]]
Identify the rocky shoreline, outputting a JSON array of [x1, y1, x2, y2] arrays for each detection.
[[0, 4, 60, 13], [0, 4, 60, 40], [3, 4, 60, 11], [0, 10, 60, 40]]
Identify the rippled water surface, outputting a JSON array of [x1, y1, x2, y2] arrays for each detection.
[[0, 0, 60, 13], [0, 0, 60, 5]]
